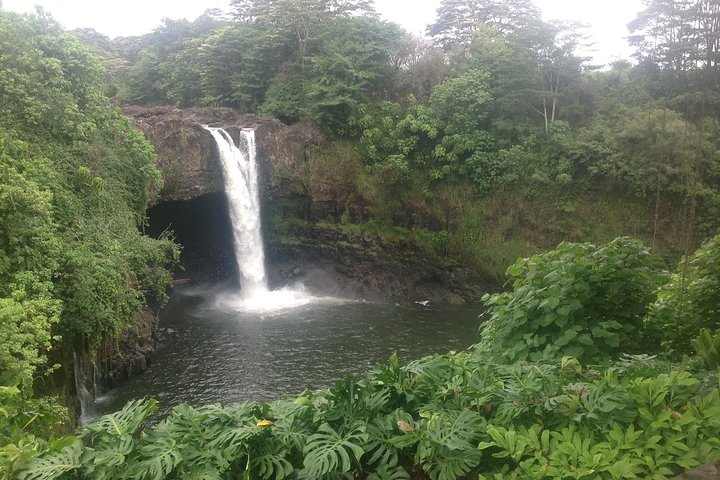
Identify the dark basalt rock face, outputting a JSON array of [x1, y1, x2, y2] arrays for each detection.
[[123, 105, 489, 305], [123, 106, 316, 204], [265, 224, 487, 305]]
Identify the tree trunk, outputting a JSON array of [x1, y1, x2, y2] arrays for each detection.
[[652, 173, 661, 251]]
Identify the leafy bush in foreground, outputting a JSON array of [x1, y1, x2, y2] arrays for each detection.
[[649, 233, 720, 357], [14, 353, 720, 480], [478, 237, 663, 364], [11, 237, 720, 479]]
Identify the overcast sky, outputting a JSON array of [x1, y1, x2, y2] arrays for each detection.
[[4, 0, 645, 66]]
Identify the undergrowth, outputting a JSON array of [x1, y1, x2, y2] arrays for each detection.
[[7, 236, 720, 479], [10, 354, 720, 480]]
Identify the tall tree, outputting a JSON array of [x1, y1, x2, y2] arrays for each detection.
[[428, 0, 540, 50], [230, 0, 375, 65], [628, 0, 698, 72], [628, 0, 720, 109], [261, 15, 402, 132], [512, 20, 587, 134]]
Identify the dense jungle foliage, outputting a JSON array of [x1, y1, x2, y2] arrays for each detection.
[[0, 8, 178, 470], [8, 235, 720, 479], [2, 0, 720, 478], [75, 0, 720, 279]]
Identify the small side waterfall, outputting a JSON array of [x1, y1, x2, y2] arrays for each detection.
[[207, 127, 268, 298], [73, 352, 94, 424], [206, 126, 314, 312]]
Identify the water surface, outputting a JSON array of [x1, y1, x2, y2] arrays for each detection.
[[95, 287, 481, 418]]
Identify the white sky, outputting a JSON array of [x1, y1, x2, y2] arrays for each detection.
[[4, 0, 645, 66]]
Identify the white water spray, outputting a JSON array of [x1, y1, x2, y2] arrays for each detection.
[[206, 126, 317, 312], [207, 128, 268, 298]]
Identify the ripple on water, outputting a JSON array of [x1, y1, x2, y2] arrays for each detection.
[[93, 286, 481, 420]]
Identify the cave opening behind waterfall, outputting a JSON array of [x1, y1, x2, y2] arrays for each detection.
[[145, 192, 237, 286]]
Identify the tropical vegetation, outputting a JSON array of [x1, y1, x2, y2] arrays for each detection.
[[8, 235, 720, 479], [76, 0, 719, 265], [2, 0, 720, 478], [0, 8, 178, 474]]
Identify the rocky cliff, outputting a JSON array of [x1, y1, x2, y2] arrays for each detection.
[[124, 106, 490, 305], [123, 106, 315, 203]]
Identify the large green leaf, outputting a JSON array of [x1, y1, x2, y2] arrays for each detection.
[[82, 398, 157, 439], [17, 439, 82, 480], [302, 423, 368, 477]]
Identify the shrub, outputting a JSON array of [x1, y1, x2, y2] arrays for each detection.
[[478, 237, 663, 364], [648, 233, 720, 356], [14, 354, 720, 480]]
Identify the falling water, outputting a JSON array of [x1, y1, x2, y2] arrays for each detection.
[[207, 128, 268, 298], [73, 353, 94, 424], [206, 126, 315, 312]]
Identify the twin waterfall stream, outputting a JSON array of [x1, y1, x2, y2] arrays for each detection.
[[206, 128, 267, 297], [86, 126, 479, 421], [206, 127, 313, 312]]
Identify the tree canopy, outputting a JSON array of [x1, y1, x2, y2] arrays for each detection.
[[0, 10, 177, 395]]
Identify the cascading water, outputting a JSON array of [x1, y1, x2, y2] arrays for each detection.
[[207, 128, 268, 298], [73, 353, 94, 424], [206, 126, 314, 312]]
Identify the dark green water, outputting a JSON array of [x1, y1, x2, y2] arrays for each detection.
[[94, 287, 481, 418]]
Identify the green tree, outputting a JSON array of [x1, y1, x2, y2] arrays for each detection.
[[428, 0, 540, 50], [592, 108, 709, 249], [230, 0, 375, 71], [628, 0, 720, 115], [0, 10, 178, 392], [123, 16, 223, 106], [261, 15, 402, 132], [514, 21, 587, 135]]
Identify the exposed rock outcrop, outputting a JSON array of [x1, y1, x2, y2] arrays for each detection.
[[123, 106, 316, 204], [125, 106, 490, 305], [266, 224, 488, 305], [62, 308, 159, 422], [95, 309, 158, 388]]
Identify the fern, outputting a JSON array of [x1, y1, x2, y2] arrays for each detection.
[[302, 423, 368, 477], [17, 438, 82, 480]]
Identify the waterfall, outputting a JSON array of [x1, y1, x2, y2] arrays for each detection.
[[207, 127, 268, 298], [73, 353, 94, 424], [206, 126, 315, 312]]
